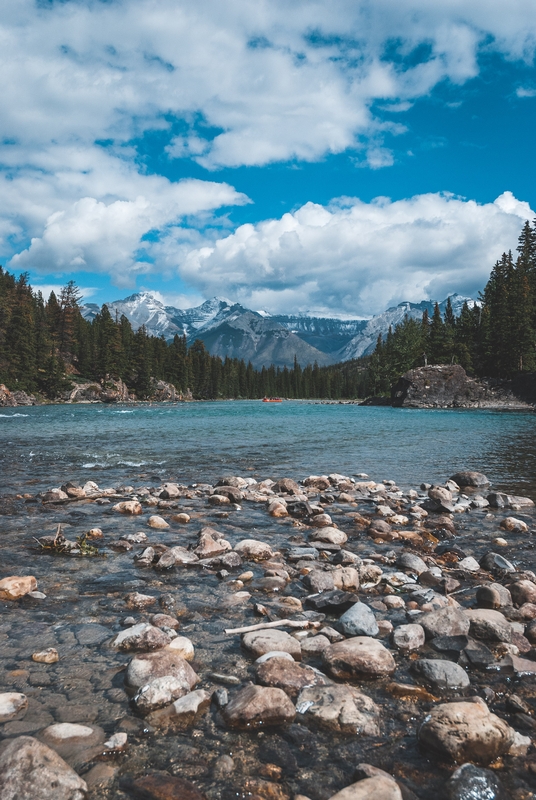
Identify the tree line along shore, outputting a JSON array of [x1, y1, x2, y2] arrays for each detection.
[[1, 219, 536, 404]]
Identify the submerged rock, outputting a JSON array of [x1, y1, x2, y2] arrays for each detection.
[[0, 693, 27, 722], [0, 576, 37, 600], [223, 685, 296, 729], [242, 629, 302, 660], [445, 763, 508, 800], [323, 637, 396, 680], [297, 685, 380, 735], [255, 657, 322, 699], [0, 736, 87, 800], [418, 699, 514, 763], [125, 651, 198, 690]]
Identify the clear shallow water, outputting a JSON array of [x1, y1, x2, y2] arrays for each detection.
[[0, 401, 535, 496]]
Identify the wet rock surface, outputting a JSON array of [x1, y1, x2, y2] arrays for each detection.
[[0, 467, 536, 799]]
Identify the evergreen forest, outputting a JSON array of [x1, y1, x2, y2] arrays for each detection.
[[0, 218, 535, 401]]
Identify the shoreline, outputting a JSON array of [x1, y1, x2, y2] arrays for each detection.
[[1, 467, 536, 798]]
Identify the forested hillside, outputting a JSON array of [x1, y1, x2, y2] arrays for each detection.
[[0, 218, 535, 401]]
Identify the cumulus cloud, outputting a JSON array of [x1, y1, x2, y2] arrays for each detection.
[[1, 0, 536, 287], [174, 192, 534, 316]]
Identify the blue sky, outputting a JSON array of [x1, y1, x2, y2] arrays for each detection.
[[2, 1, 536, 317]]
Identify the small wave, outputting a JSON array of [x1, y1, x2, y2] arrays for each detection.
[[0, 412, 29, 417], [118, 460, 148, 467], [112, 410, 135, 414]]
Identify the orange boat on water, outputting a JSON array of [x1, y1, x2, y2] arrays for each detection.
[[262, 397, 282, 403]]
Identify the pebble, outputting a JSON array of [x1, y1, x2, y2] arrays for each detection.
[[338, 602, 379, 637], [0, 736, 88, 799], [242, 629, 302, 660], [0, 693, 27, 722], [323, 637, 396, 679], [32, 648, 59, 664]]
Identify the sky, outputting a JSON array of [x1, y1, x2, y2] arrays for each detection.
[[2, 0, 536, 318]]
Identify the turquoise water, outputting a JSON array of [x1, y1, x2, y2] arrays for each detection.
[[1, 401, 535, 496]]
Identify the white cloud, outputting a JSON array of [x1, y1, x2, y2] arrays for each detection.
[[516, 86, 536, 97], [0, 0, 535, 288], [174, 191, 534, 316]]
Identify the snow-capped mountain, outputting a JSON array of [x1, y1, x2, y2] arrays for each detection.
[[81, 292, 475, 368], [337, 294, 474, 361]]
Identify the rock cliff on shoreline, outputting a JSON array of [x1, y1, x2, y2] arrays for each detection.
[[391, 365, 535, 410]]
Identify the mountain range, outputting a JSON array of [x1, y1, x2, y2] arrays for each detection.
[[81, 293, 473, 369]]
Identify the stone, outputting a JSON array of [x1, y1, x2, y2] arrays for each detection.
[[147, 689, 212, 729], [0, 736, 88, 800], [500, 516, 529, 532], [32, 648, 59, 664], [306, 590, 359, 613], [338, 602, 379, 637], [419, 607, 470, 640], [418, 699, 514, 763], [171, 513, 190, 524], [397, 552, 428, 575], [323, 637, 396, 680], [445, 763, 508, 800], [479, 552, 515, 574], [243, 629, 302, 660], [223, 685, 296, 729], [112, 500, 142, 514], [304, 476, 331, 490], [272, 478, 301, 495], [148, 514, 169, 529], [458, 556, 480, 572], [411, 659, 470, 690], [509, 579, 536, 606], [392, 624, 425, 652], [332, 567, 360, 592], [476, 585, 504, 609], [103, 732, 128, 751], [125, 592, 157, 610], [300, 635, 331, 657], [125, 651, 198, 690], [303, 570, 335, 593], [194, 527, 231, 558], [120, 772, 206, 800], [208, 493, 231, 506], [0, 693, 27, 722], [310, 527, 348, 546], [134, 676, 190, 713], [165, 636, 195, 661], [155, 546, 199, 569], [463, 641, 495, 668], [430, 635, 469, 658], [152, 613, 180, 630], [428, 486, 455, 513], [40, 722, 105, 751], [328, 776, 402, 800], [111, 623, 172, 652], [450, 471, 489, 488], [296, 685, 380, 735], [269, 501, 289, 517], [309, 513, 333, 527], [0, 576, 37, 600], [465, 609, 513, 642], [234, 539, 274, 561], [255, 657, 322, 699]]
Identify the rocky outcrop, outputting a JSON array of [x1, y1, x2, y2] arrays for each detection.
[[391, 365, 535, 409], [68, 379, 130, 403], [0, 384, 36, 407]]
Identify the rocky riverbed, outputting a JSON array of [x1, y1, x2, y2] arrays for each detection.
[[1, 470, 536, 799]]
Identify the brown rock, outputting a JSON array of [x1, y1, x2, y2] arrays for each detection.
[[419, 607, 470, 639], [418, 698, 514, 763], [242, 629, 302, 660], [509, 579, 536, 606], [113, 500, 142, 514], [223, 685, 296, 729], [255, 657, 321, 699], [323, 637, 396, 680], [0, 576, 37, 600], [121, 772, 206, 800], [272, 478, 300, 495], [297, 685, 380, 735], [328, 776, 402, 800], [465, 609, 513, 642]]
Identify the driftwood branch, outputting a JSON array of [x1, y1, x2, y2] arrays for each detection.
[[225, 618, 321, 635]]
